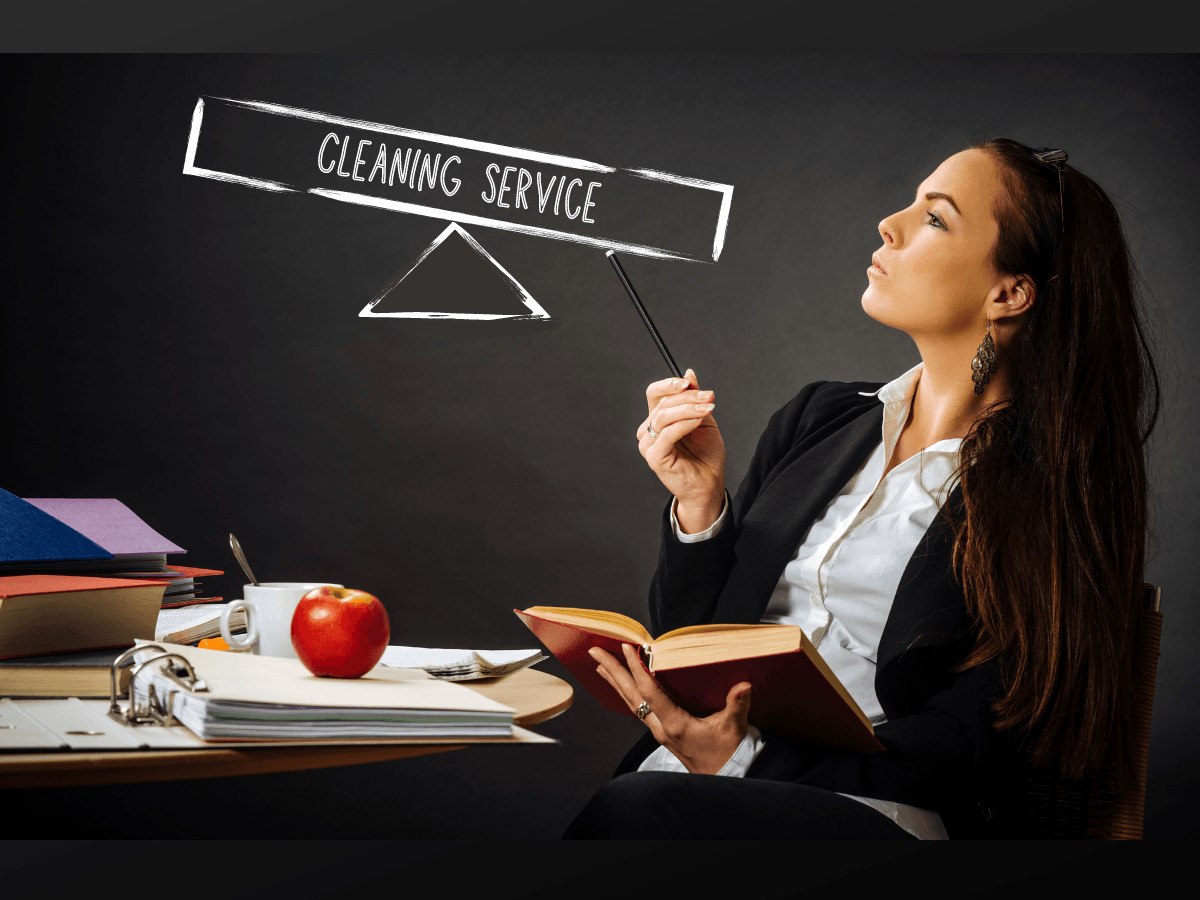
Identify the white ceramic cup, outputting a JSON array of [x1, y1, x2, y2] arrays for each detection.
[[219, 582, 344, 658]]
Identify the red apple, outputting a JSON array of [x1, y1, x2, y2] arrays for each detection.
[[291, 586, 390, 678]]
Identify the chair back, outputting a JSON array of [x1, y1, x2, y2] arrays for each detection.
[[1023, 583, 1162, 839]]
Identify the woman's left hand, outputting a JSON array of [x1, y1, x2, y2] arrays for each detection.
[[589, 644, 752, 775]]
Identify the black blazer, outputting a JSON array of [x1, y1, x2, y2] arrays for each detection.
[[613, 380, 1026, 838]]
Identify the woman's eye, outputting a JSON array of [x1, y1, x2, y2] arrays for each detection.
[[926, 212, 947, 231]]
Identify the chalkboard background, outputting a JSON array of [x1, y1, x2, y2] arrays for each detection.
[[6, 54, 1197, 838]]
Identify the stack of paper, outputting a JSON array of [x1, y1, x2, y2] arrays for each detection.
[[155, 604, 245, 644], [379, 646, 546, 681], [131, 642, 515, 741]]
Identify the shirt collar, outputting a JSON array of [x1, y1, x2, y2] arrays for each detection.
[[857, 360, 926, 405], [859, 361, 963, 456]]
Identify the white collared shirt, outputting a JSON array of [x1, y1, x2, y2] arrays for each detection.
[[638, 361, 960, 840]]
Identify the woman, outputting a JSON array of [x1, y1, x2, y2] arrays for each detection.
[[564, 138, 1161, 839]]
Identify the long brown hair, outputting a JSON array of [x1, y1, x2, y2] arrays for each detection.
[[949, 138, 1161, 792]]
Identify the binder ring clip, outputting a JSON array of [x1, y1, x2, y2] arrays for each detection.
[[108, 644, 209, 728]]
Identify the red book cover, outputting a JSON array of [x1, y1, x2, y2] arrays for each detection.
[[0, 574, 170, 597], [514, 610, 646, 721], [160, 596, 225, 609], [115, 566, 225, 580], [166, 566, 224, 578], [515, 609, 883, 754]]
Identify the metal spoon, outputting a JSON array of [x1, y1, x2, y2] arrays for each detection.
[[228, 533, 259, 586]]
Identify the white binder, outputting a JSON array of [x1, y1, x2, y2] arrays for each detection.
[[0, 644, 553, 751]]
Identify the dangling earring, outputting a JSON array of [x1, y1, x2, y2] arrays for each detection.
[[971, 319, 997, 395]]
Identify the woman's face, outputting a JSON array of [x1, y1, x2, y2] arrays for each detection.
[[862, 149, 1007, 338]]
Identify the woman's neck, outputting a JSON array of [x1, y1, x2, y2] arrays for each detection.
[[909, 342, 1012, 445]]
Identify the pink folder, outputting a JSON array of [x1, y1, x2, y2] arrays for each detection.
[[22, 499, 185, 555]]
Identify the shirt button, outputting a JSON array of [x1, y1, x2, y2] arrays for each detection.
[[810, 593, 820, 606]]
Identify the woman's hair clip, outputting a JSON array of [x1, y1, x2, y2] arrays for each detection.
[[1031, 148, 1068, 228], [1032, 148, 1069, 168]]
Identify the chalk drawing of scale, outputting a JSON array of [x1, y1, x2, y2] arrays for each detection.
[[181, 96, 733, 323]]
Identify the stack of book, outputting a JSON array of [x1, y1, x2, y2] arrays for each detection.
[[0, 487, 233, 697], [15, 499, 228, 607], [157, 566, 226, 607]]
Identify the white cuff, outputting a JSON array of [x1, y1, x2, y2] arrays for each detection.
[[635, 725, 764, 778], [670, 491, 729, 543], [636, 743, 689, 774], [715, 724, 765, 777]]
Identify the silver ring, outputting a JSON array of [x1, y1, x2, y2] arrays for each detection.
[[635, 700, 651, 720], [646, 423, 659, 439]]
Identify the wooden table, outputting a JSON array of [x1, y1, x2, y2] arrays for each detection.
[[0, 667, 573, 790]]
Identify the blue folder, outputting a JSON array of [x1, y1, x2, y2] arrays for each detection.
[[0, 487, 113, 566]]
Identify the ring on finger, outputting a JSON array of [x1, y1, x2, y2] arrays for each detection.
[[646, 422, 659, 439], [635, 700, 652, 720]]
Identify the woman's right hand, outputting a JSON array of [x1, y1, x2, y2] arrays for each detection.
[[637, 368, 726, 534]]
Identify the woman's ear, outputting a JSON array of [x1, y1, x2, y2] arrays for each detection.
[[1011, 277, 1036, 316], [991, 275, 1036, 322]]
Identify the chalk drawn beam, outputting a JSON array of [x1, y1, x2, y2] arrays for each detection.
[[183, 96, 733, 263]]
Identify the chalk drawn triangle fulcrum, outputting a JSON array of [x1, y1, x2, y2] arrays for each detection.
[[360, 223, 558, 332]]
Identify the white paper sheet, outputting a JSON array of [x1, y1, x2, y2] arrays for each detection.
[[378, 646, 546, 681]]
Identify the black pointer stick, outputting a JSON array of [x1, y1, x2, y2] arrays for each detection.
[[606, 250, 684, 379]]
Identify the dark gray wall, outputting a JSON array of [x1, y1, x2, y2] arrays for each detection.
[[5, 54, 1197, 838]]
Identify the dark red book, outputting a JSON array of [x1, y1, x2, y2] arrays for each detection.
[[515, 606, 883, 754]]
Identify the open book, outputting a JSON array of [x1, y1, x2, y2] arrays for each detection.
[[155, 604, 245, 644], [515, 607, 883, 753]]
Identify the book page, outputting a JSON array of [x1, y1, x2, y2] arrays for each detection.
[[155, 605, 223, 633], [521, 607, 651, 644], [154, 604, 244, 641], [655, 622, 789, 642], [652, 624, 800, 669]]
